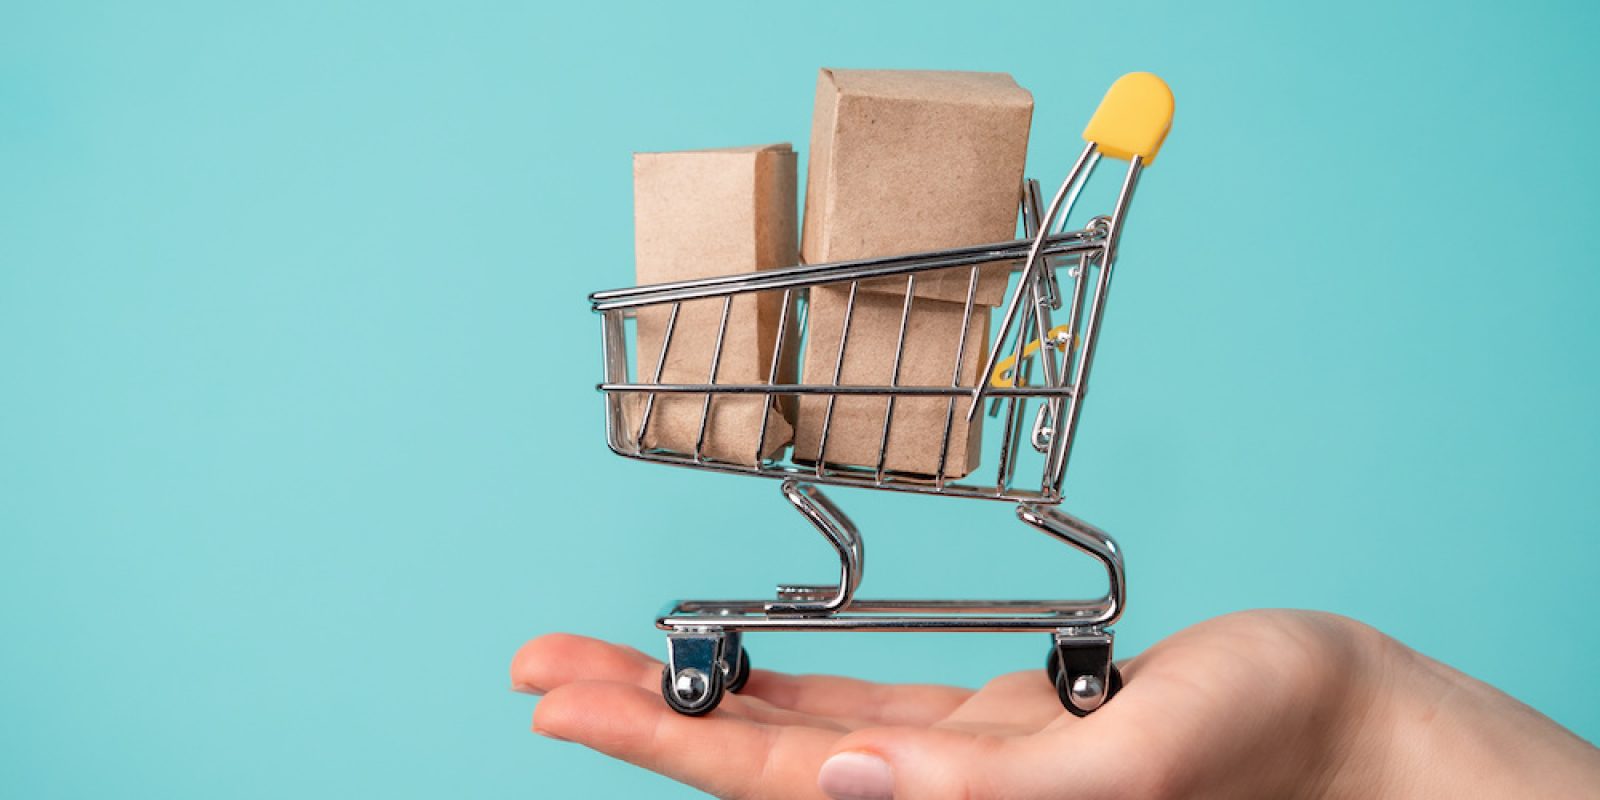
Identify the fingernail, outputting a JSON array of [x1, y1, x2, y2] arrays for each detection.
[[818, 751, 894, 800], [511, 683, 545, 696], [532, 726, 567, 742]]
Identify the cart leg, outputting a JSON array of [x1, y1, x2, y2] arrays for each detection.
[[1016, 504, 1124, 624], [1019, 504, 1125, 715], [765, 480, 864, 616]]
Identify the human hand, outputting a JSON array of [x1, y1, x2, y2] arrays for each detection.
[[513, 610, 1600, 799]]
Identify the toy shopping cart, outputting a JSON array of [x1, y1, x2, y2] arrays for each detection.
[[588, 73, 1173, 716]]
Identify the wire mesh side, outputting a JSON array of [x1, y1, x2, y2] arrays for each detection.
[[600, 268, 1070, 502], [594, 160, 1145, 504]]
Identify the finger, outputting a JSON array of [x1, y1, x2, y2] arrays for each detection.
[[818, 725, 1125, 800], [935, 671, 1062, 734], [742, 669, 973, 727], [511, 633, 657, 695], [818, 727, 1016, 800], [513, 634, 963, 729], [534, 680, 838, 800], [513, 634, 859, 730]]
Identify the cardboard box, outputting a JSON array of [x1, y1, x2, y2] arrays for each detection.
[[802, 69, 1034, 306], [792, 286, 989, 478], [626, 144, 798, 465]]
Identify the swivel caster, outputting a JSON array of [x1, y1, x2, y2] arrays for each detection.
[[1046, 635, 1122, 717], [661, 632, 745, 716], [661, 662, 725, 716]]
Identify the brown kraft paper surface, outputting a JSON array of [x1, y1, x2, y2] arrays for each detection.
[[803, 69, 1033, 306], [625, 144, 798, 465], [793, 286, 989, 478]]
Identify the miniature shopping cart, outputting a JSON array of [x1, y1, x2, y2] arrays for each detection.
[[588, 74, 1173, 716]]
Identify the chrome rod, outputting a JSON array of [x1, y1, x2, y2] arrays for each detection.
[[1052, 152, 1101, 235], [754, 288, 795, 464], [659, 614, 1110, 633], [816, 282, 859, 478], [674, 598, 1108, 615], [600, 310, 629, 453], [1046, 157, 1143, 492], [970, 142, 1100, 420], [601, 383, 1078, 398], [995, 183, 1050, 493], [765, 481, 864, 616], [604, 447, 1051, 501], [935, 265, 983, 487], [875, 276, 918, 483], [633, 301, 680, 451], [591, 232, 1102, 311], [692, 295, 735, 463], [661, 502, 1123, 633]]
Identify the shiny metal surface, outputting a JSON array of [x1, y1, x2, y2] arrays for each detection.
[[934, 265, 983, 489], [590, 143, 1154, 714], [971, 141, 1098, 420], [815, 282, 858, 479], [673, 669, 708, 700], [754, 288, 795, 464], [632, 300, 679, 452], [1052, 630, 1115, 714], [765, 480, 863, 616], [875, 275, 918, 483], [599, 383, 1077, 398], [1069, 675, 1105, 708], [590, 232, 1102, 311], [1044, 158, 1144, 493], [593, 155, 1134, 500], [656, 493, 1125, 634]]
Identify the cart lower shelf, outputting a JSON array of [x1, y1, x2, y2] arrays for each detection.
[[655, 481, 1126, 716]]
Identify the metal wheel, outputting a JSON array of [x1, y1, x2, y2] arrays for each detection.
[[1046, 646, 1123, 717], [725, 646, 752, 694], [661, 662, 726, 716]]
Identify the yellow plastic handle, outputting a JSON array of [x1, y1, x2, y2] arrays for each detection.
[[989, 326, 1076, 388], [1082, 72, 1174, 164]]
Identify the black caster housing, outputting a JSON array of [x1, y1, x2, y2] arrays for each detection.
[[660, 631, 750, 716], [1046, 632, 1121, 717]]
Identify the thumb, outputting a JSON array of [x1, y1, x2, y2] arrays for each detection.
[[815, 727, 1016, 800]]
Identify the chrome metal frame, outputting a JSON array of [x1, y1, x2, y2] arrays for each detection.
[[657, 492, 1122, 634], [591, 152, 1148, 715]]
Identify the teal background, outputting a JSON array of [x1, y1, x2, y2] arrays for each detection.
[[4, 1, 1597, 796]]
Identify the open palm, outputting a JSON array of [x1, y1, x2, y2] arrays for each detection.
[[513, 610, 1389, 799]]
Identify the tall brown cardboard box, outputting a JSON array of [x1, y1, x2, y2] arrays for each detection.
[[803, 68, 1033, 305], [795, 70, 1033, 478], [625, 143, 798, 466], [793, 286, 990, 477]]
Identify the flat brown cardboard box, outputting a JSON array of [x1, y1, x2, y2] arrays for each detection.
[[793, 285, 989, 478], [803, 69, 1033, 306], [625, 144, 798, 466]]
